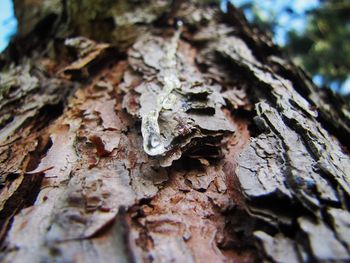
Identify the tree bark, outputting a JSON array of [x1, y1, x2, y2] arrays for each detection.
[[0, 1, 349, 262]]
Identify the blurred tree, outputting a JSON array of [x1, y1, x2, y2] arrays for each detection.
[[286, 0, 350, 91], [233, 0, 350, 93]]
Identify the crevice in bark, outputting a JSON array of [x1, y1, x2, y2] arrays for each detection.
[[6, 14, 59, 63], [222, 4, 281, 63], [268, 55, 350, 151], [0, 134, 52, 248]]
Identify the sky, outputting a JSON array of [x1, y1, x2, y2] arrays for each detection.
[[0, 0, 16, 51]]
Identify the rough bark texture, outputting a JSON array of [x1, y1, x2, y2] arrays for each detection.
[[0, 1, 349, 262]]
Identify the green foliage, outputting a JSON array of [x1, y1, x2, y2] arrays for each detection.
[[233, 0, 350, 92], [286, 0, 350, 90]]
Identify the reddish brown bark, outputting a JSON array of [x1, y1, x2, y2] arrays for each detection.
[[0, 1, 349, 262]]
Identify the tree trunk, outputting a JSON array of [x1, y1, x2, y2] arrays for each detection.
[[0, 1, 349, 262]]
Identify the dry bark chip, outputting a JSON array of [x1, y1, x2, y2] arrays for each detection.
[[61, 37, 115, 80]]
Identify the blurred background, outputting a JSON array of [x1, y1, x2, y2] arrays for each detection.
[[0, 0, 349, 95], [224, 0, 350, 95]]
